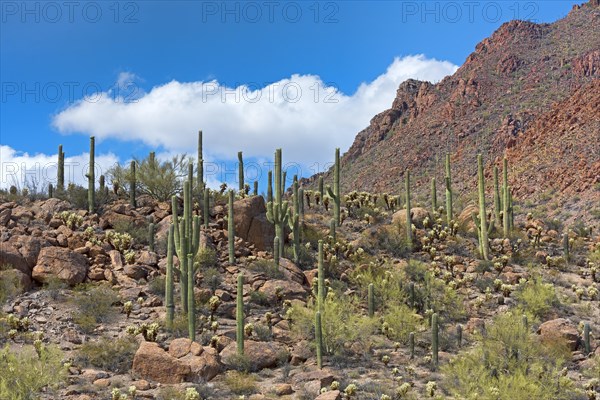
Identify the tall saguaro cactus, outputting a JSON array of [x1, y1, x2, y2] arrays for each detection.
[[493, 166, 501, 226], [197, 130, 204, 192], [431, 177, 437, 214], [502, 157, 510, 238], [477, 154, 490, 260], [432, 313, 439, 368], [238, 151, 244, 191], [228, 190, 236, 265], [368, 283, 375, 317], [57, 144, 65, 192], [203, 187, 210, 229], [326, 148, 341, 227], [288, 180, 301, 263], [130, 160, 136, 208], [187, 254, 195, 341], [165, 225, 175, 330], [87, 137, 95, 212], [266, 149, 289, 255], [317, 240, 325, 312], [315, 311, 323, 369], [236, 273, 244, 355], [445, 153, 453, 226], [405, 170, 413, 249]]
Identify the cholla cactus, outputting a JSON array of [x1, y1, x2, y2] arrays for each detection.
[[244, 323, 254, 337], [381, 355, 390, 366], [425, 381, 437, 397], [106, 231, 133, 253], [397, 382, 412, 397], [184, 387, 201, 400], [330, 381, 340, 390], [380, 395, 392, 400], [123, 301, 133, 318], [124, 250, 135, 264], [344, 383, 358, 397], [57, 211, 84, 229]]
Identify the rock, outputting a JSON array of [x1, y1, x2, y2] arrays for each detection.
[[32, 198, 72, 222], [457, 204, 479, 232], [180, 347, 221, 381], [0, 244, 31, 275], [315, 390, 342, 400], [124, 265, 148, 280], [109, 250, 124, 270], [169, 338, 203, 359], [0, 208, 12, 226], [537, 318, 579, 350], [279, 258, 308, 285], [221, 340, 289, 370], [259, 279, 308, 302], [392, 207, 430, 229], [233, 196, 275, 251], [137, 251, 158, 266], [292, 369, 335, 388], [32, 246, 89, 285], [290, 340, 312, 365], [132, 341, 191, 384], [273, 383, 294, 395], [0, 268, 31, 291]]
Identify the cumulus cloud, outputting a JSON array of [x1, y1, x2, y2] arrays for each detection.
[[0, 145, 119, 191], [52, 55, 458, 168]]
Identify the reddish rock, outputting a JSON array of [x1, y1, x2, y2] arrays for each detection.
[[537, 318, 579, 350], [32, 246, 89, 285], [220, 340, 289, 370], [233, 196, 274, 251], [132, 341, 190, 384]]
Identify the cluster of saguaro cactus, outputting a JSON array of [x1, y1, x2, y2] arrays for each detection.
[[326, 148, 341, 227], [474, 154, 491, 260], [266, 149, 289, 256], [168, 177, 202, 340]]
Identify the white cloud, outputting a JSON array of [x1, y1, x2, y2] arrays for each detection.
[[52, 55, 458, 169], [0, 145, 119, 191]]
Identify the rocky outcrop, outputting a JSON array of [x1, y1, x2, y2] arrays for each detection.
[[32, 246, 89, 285], [233, 196, 274, 251]]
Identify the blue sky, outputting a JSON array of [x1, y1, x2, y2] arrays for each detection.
[[0, 1, 577, 189]]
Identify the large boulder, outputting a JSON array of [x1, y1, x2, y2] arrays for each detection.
[[31, 198, 72, 222], [9, 235, 49, 269], [259, 279, 309, 302], [392, 207, 430, 229], [0, 244, 30, 275], [537, 318, 579, 350], [233, 196, 275, 251], [32, 246, 89, 285], [132, 341, 191, 384], [220, 340, 289, 370]]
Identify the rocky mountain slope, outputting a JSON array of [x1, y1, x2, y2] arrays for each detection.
[[311, 0, 599, 222]]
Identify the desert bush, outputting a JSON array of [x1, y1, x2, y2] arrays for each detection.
[[201, 267, 221, 293], [0, 343, 68, 400], [195, 247, 217, 269], [513, 275, 559, 319], [111, 218, 148, 247], [224, 370, 257, 395], [289, 291, 377, 356], [71, 285, 119, 333], [147, 276, 166, 297], [351, 264, 407, 308], [0, 270, 23, 305], [107, 153, 189, 201], [76, 336, 138, 373], [442, 311, 577, 399], [248, 259, 284, 279], [382, 304, 422, 343], [360, 225, 411, 258]]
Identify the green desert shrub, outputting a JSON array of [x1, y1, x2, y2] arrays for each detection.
[[289, 291, 377, 356], [111, 218, 148, 246], [248, 259, 284, 279], [513, 275, 559, 319], [76, 336, 138, 373], [224, 371, 257, 395], [195, 247, 217, 269], [0, 343, 68, 400], [382, 304, 423, 343], [0, 269, 23, 305], [71, 285, 119, 333], [359, 225, 411, 258], [442, 311, 576, 400]]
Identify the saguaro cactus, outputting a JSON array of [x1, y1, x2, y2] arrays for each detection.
[[315, 311, 323, 369], [165, 225, 175, 330], [493, 166, 501, 226], [288, 180, 301, 263], [228, 190, 236, 265], [457, 324, 463, 348], [99, 175, 105, 192], [148, 223, 155, 252], [87, 136, 95, 212], [584, 322, 591, 355], [48, 184, 53, 198], [405, 170, 413, 249], [368, 283, 375, 317], [432, 313, 439, 368], [203, 187, 210, 229], [253, 181, 258, 196], [130, 160, 136, 208], [326, 148, 341, 227], [266, 149, 289, 255], [409, 332, 415, 359], [197, 130, 204, 192], [187, 254, 195, 341], [274, 236, 280, 267], [237, 273, 244, 355], [57, 144, 65, 192], [318, 176, 324, 205], [563, 231, 570, 262], [317, 240, 325, 312], [445, 153, 453, 226], [267, 170, 273, 203], [329, 219, 336, 243], [238, 151, 244, 191], [477, 154, 490, 261], [502, 157, 510, 237], [431, 177, 437, 214]]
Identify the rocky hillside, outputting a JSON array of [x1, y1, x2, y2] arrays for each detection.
[[310, 0, 599, 222]]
